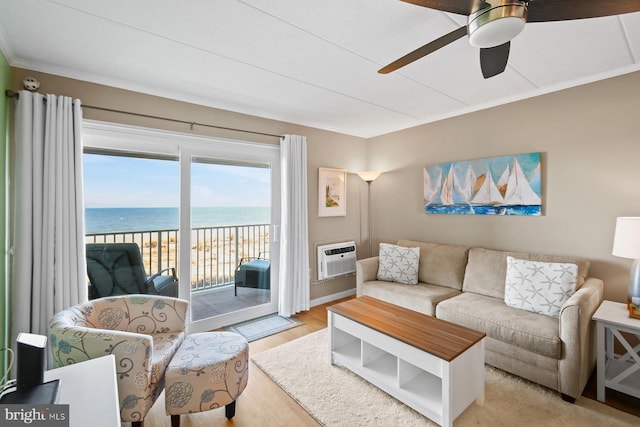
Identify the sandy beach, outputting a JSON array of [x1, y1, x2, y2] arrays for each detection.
[[86, 226, 270, 289]]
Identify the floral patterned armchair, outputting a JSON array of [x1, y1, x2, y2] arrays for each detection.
[[49, 295, 188, 426]]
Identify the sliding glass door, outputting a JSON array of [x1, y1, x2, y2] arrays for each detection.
[[188, 157, 275, 329], [83, 121, 280, 332]]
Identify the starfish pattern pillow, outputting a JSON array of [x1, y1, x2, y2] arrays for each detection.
[[377, 243, 420, 285], [504, 256, 578, 317]]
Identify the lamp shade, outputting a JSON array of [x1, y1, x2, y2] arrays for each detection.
[[357, 171, 382, 182], [612, 217, 640, 259]]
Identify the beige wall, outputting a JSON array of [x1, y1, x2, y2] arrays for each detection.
[[367, 70, 640, 303], [10, 67, 640, 304], [9, 68, 367, 301]]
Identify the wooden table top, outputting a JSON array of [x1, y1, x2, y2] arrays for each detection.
[[328, 296, 485, 362]]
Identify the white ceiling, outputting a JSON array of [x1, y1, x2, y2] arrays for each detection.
[[1, 0, 639, 138]]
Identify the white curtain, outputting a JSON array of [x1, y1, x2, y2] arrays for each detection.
[[11, 90, 87, 343], [278, 135, 310, 317]]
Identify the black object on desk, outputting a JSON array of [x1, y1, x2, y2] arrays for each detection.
[[0, 379, 60, 404], [16, 332, 47, 390]]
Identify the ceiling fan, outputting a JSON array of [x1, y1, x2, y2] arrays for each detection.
[[379, 0, 640, 78]]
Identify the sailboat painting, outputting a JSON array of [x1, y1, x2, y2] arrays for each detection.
[[424, 152, 542, 216]]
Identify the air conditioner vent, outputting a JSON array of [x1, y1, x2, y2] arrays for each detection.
[[317, 241, 357, 281]]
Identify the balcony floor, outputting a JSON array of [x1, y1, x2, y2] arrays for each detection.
[[191, 285, 270, 321]]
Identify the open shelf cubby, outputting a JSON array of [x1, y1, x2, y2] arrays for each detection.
[[398, 359, 442, 407], [362, 341, 398, 384], [331, 327, 361, 364]]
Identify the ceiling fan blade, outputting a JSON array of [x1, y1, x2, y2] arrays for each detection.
[[527, 0, 640, 22], [400, 0, 473, 16], [378, 26, 467, 74], [480, 42, 510, 79]]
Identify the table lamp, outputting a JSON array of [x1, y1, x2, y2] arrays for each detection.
[[612, 216, 640, 319]]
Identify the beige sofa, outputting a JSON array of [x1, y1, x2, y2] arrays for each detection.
[[356, 239, 604, 401]]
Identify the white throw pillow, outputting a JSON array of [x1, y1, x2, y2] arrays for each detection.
[[377, 243, 420, 285], [504, 256, 578, 317]]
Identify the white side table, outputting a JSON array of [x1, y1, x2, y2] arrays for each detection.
[[593, 300, 640, 402]]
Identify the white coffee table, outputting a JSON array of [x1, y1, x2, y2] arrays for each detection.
[[328, 296, 486, 427]]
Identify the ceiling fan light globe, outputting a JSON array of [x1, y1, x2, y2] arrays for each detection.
[[469, 17, 526, 47], [468, 2, 527, 48]]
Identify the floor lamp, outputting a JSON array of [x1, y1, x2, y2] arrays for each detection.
[[357, 171, 382, 257]]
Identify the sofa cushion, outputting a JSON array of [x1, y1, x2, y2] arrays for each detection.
[[377, 243, 420, 285], [397, 240, 470, 290], [436, 292, 561, 359], [360, 280, 461, 316], [463, 247, 590, 299], [504, 256, 578, 317]]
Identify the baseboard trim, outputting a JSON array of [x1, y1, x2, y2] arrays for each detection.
[[310, 288, 356, 307]]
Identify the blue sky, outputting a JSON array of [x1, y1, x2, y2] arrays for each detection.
[[83, 154, 271, 208]]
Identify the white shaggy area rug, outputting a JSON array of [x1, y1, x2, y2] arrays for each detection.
[[252, 329, 640, 427]]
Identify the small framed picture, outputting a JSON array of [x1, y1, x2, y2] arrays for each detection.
[[318, 167, 347, 217]]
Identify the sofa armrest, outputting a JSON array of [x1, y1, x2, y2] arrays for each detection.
[[558, 277, 604, 398], [356, 257, 379, 296]]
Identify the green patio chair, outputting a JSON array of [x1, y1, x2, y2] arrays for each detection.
[[234, 252, 270, 296], [86, 242, 178, 299]]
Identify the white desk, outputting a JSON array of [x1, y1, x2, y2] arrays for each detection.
[[593, 300, 640, 402], [44, 355, 120, 427]]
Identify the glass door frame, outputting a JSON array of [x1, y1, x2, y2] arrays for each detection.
[[83, 120, 281, 332], [180, 144, 280, 332]]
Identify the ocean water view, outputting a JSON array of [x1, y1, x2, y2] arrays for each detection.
[[85, 207, 270, 234]]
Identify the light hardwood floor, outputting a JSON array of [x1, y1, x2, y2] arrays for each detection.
[[141, 295, 640, 426]]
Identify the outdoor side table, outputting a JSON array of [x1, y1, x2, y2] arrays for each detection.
[[593, 300, 640, 402]]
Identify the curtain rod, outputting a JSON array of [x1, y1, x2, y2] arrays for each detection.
[[5, 89, 284, 139]]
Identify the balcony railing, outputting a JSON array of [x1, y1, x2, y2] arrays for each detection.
[[85, 224, 270, 291]]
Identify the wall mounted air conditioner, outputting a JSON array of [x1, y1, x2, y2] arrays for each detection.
[[317, 241, 357, 281]]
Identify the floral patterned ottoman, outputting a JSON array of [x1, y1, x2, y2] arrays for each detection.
[[164, 332, 249, 426]]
